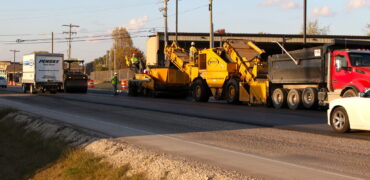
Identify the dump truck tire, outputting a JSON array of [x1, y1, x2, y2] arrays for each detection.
[[302, 87, 318, 109], [272, 88, 287, 109], [287, 89, 302, 110], [225, 79, 240, 104], [342, 89, 357, 98], [192, 79, 209, 102]]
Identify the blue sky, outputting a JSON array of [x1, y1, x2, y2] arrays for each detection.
[[0, 0, 369, 62]]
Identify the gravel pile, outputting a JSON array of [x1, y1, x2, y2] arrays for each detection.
[[2, 110, 255, 180]]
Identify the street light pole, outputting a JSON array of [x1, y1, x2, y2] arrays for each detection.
[[9, 50, 20, 84]]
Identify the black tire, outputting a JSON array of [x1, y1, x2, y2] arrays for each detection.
[[287, 89, 302, 110], [128, 81, 138, 96], [343, 89, 358, 97], [302, 87, 318, 109], [81, 87, 88, 93], [192, 79, 209, 102], [225, 79, 240, 104], [272, 88, 287, 109], [330, 107, 350, 133]]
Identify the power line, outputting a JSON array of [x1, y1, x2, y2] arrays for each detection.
[[2, 35, 149, 45], [0, 28, 159, 44]]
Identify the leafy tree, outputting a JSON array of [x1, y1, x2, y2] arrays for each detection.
[[111, 27, 145, 69], [90, 27, 145, 72], [302, 19, 330, 35]]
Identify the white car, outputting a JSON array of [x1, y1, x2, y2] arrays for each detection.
[[0, 77, 7, 88], [328, 91, 370, 133]]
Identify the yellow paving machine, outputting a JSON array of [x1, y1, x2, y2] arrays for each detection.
[[128, 39, 269, 105]]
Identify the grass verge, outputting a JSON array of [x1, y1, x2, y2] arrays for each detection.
[[0, 108, 146, 180]]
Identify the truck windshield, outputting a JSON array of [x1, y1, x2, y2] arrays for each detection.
[[349, 53, 370, 67]]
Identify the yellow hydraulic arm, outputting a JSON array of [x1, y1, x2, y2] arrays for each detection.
[[164, 42, 190, 72], [223, 39, 266, 82]]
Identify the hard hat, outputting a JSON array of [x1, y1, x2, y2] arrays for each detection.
[[132, 53, 136, 56], [114, 72, 118, 75], [191, 42, 195, 46]]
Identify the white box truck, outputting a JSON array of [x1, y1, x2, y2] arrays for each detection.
[[22, 53, 64, 93]]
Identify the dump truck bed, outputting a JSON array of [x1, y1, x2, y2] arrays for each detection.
[[268, 46, 326, 84]]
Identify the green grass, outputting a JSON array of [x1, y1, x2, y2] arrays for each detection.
[[31, 149, 146, 180], [0, 108, 146, 180]]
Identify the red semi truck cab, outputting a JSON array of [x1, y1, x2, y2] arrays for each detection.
[[331, 50, 370, 97]]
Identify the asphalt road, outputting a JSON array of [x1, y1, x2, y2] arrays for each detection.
[[1, 86, 370, 180]]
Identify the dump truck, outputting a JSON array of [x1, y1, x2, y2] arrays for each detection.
[[269, 39, 370, 109], [22, 53, 64, 93], [63, 59, 88, 93]]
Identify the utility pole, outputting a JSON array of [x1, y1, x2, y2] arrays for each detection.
[[303, 0, 307, 46], [209, 0, 214, 48], [9, 50, 20, 84], [63, 24, 80, 59], [163, 0, 169, 48], [51, 32, 54, 54], [175, 0, 178, 43], [160, 0, 170, 66]]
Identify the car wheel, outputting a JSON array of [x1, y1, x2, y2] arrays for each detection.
[[330, 107, 350, 133], [302, 87, 318, 109], [287, 89, 302, 110], [343, 89, 358, 97], [272, 88, 287, 109]]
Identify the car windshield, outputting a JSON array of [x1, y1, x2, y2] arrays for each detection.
[[349, 53, 370, 67]]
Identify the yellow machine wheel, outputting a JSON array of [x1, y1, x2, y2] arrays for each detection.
[[192, 79, 209, 102], [225, 79, 240, 104]]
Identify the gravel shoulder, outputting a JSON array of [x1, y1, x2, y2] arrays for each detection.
[[2, 108, 254, 180]]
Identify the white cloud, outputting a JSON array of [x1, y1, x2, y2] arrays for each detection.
[[260, 0, 300, 10], [312, 6, 336, 17], [124, 16, 148, 32], [346, 0, 370, 11], [106, 15, 149, 35]]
